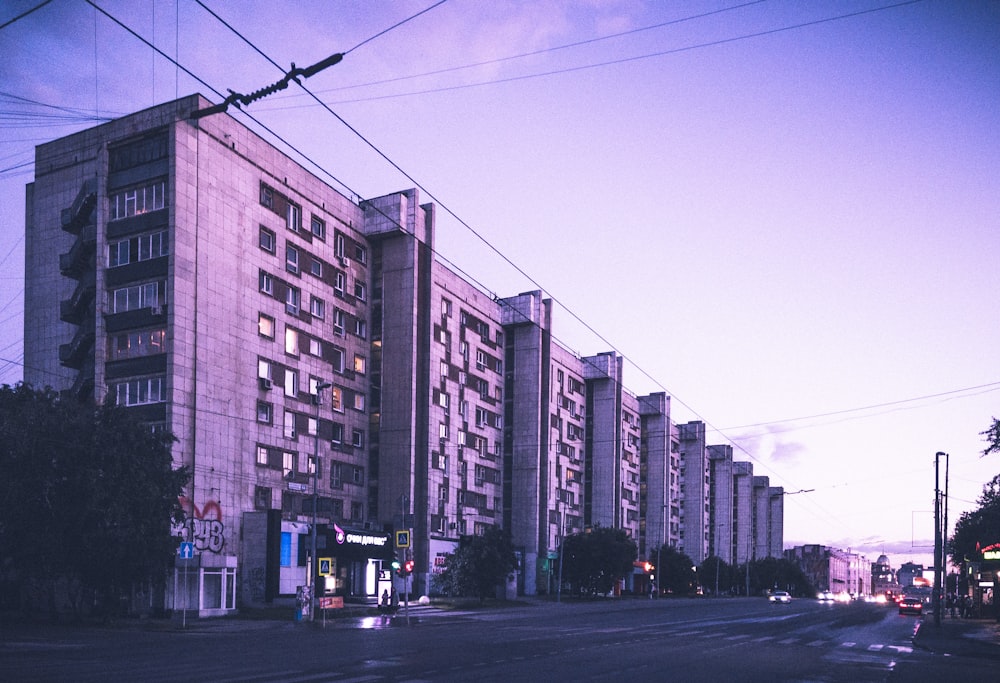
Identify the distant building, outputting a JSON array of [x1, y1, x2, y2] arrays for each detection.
[[872, 554, 899, 596], [786, 545, 872, 596]]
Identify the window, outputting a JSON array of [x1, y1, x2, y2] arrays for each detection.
[[285, 327, 299, 356], [282, 451, 294, 477], [284, 410, 296, 439], [476, 350, 487, 371], [351, 429, 364, 448], [285, 286, 300, 315], [437, 391, 449, 409], [350, 502, 363, 521], [310, 215, 326, 240], [286, 245, 299, 274], [258, 313, 275, 339], [308, 338, 321, 357], [441, 298, 452, 317], [310, 258, 322, 277], [107, 328, 165, 360], [439, 423, 449, 440], [353, 467, 364, 484], [353, 243, 367, 264], [334, 271, 345, 297], [310, 296, 325, 319], [257, 401, 272, 424], [353, 355, 366, 374], [331, 423, 344, 445], [460, 341, 469, 360], [331, 348, 344, 373], [259, 226, 275, 252], [333, 310, 345, 336], [260, 185, 274, 209], [284, 368, 298, 397], [440, 360, 448, 380], [258, 358, 272, 381], [111, 281, 162, 313], [353, 392, 365, 412], [286, 203, 301, 233], [256, 445, 268, 466], [259, 270, 273, 295], [334, 233, 346, 259], [109, 180, 166, 221], [353, 280, 366, 301], [307, 417, 317, 437], [355, 319, 367, 339], [109, 240, 129, 267], [113, 376, 166, 406], [331, 387, 343, 412], [459, 400, 469, 418]]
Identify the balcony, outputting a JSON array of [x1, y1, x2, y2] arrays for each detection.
[[58, 223, 96, 279], [59, 278, 96, 324], [60, 178, 96, 235], [58, 316, 95, 369]]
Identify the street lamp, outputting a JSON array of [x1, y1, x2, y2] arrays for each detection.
[[309, 380, 331, 623]]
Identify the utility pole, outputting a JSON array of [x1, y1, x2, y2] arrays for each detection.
[[309, 381, 331, 623], [933, 452, 947, 627]]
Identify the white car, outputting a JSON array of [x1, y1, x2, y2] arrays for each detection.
[[769, 591, 792, 604]]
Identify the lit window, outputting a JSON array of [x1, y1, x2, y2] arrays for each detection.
[[258, 313, 275, 338], [285, 327, 299, 356], [353, 355, 366, 374], [309, 338, 321, 356], [331, 387, 343, 412], [353, 393, 365, 412]]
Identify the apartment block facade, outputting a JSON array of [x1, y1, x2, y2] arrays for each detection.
[[23, 96, 780, 613]]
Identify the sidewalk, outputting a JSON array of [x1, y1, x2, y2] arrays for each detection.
[[912, 616, 1000, 661]]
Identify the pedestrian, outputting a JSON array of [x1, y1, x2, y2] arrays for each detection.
[[380, 588, 389, 613], [649, 580, 656, 599]]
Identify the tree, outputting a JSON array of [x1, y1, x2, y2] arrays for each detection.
[[435, 526, 517, 601], [0, 384, 188, 618], [560, 525, 637, 596], [653, 545, 698, 595], [982, 417, 1000, 458], [698, 556, 736, 596], [749, 557, 814, 597], [949, 474, 1000, 566]]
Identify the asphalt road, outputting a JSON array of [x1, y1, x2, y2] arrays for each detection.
[[0, 598, 991, 682]]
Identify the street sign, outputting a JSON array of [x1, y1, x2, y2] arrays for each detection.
[[396, 530, 410, 548], [178, 542, 194, 559], [318, 557, 333, 575]]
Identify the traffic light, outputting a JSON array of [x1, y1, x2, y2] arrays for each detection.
[[390, 554, 401, 574], [644, 562, 654, 573], [403, 559, 414, 576]]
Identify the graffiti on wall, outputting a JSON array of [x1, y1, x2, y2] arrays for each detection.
[[178, 497, 226, 554]]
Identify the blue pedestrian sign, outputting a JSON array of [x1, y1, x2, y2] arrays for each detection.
[[179, 542, 194, 559]]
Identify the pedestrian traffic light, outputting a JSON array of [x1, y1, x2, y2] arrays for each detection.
[[403, 559, 414, 576]]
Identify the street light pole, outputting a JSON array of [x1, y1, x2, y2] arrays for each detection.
[[309, 381, 331, 623]]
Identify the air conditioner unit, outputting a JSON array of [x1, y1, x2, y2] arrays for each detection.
[[339, 257, 350, 268], [259, 377, 272, 390]]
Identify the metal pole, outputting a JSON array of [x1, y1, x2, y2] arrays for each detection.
[[556, 499, 564, 603], [933, 452, 943, 627], [310, 382, 331, 623]]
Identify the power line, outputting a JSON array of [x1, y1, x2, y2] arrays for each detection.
[[0, 0, 53, 31]]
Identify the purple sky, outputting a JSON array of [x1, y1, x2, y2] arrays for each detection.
[[2, 0, 998, 569]]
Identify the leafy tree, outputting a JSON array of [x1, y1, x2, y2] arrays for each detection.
[[0, 384, 188, 618], [949, 474, 1000, 566], [749, 557, 814, 597], [435, 526, 517, 601], [652, 545, 698, 595], [982, 417, 1000, 457], [698, 556, 737, 596], [560, 525, 637, 596]]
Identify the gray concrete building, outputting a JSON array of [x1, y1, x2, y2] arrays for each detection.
[[23, 95, 784, 612], [708, 444, 735, 564]]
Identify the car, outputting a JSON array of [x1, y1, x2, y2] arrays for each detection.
[[769, 591, 792, 604], [817, 591, 835, 603], [898, 597, 923, 615]]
